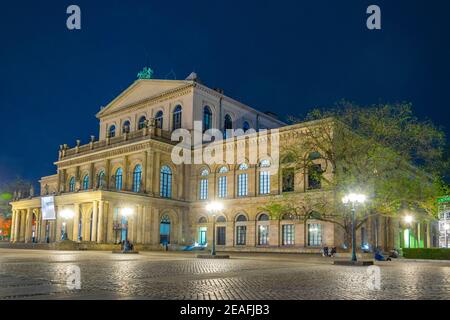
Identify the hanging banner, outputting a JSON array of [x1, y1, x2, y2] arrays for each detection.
[[41, 196, 56, 220]]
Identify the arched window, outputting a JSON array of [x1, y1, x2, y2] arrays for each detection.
[[237, 163, 249, 197], [122, 120, 131, 134], [155, 111, 163, 129], [259, 160, 271, 195], [218, 166, 228, 198], [257, 213, 270, 245], [115, 168, 123, 191], [109, 125, 116, 138], [97, 170, 105, 189], [235, 214, 247, 245], [203, 106, 212, 133], [82, 174, 89, 190], [243, 121, 250, 132], [216, 216, 226, 245], [199, 169, 209, 200], [138, 116, 147, 130], [132, 164, 142, 193], [218, 166, 228, 174], [172, 105, 182, 131], [69, 177, 75, 192], [216, 216, 226, 223], [224, 114, 232, 139], [160, 166, 172, 198], [198, 216, 207, 224]]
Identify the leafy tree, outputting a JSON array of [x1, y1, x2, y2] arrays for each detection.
[[263, 101, 449, 249]]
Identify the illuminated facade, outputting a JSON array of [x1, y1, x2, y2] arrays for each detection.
[[8, 71, 429, 253]]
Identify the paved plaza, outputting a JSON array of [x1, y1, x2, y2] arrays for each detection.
[[0, 248, 449, 300]]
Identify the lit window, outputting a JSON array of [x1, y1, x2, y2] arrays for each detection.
[[259, 160, 271, 195], [258, 225, 269, 245], [308, 223, 322, 246], [282, 224, 295, 245], [132, 164, 142, 193], [160, 166, 172, 198], [235, 214, 247, 246], [218, 176, 227, 198], [115, 168, 123, 191], [82, 175, 89, 190], [172, 105, 182, 130], [69, 177, 75, 192], [199, 170, 209, 200]]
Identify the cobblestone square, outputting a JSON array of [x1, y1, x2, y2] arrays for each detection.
[[0, 249, 449, 300]]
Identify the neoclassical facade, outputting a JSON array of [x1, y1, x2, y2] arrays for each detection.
[[9, 71, 400, 252]]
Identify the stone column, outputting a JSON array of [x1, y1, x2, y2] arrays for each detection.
[[97, 200, 104, 243], [73, 203, 80, 242], [91, 201, 98, 242], [19, 210, 26, 242], [56, 207, 62, 241], [136, 205, 143, 244], [10, 210, 16, 242], [106, 202, 115, 243], [153, 152, 161, 195], [146, 152, 153, 194], [151, 208, 160, 245]]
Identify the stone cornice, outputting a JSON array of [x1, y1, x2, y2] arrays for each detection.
[[55, 138, 174, 169]]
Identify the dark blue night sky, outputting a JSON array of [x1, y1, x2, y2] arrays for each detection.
[[0, 0, 449, 186]]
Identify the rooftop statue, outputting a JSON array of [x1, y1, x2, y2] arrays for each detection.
[[137, 67, 154, 80]]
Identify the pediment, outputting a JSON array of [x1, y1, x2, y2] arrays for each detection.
[[97, 79, 191, 118]]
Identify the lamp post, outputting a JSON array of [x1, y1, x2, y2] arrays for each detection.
[[59, 209, 74, 240], [403, 215, 414, 249], [121, 207, 134, 243], [342, 193, 366, 262], [206, 201, 224, 256]]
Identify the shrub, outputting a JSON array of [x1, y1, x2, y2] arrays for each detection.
[[402, 248, 450, 260]]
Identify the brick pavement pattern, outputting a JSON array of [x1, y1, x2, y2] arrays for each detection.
[[0, 249, 449, 300]]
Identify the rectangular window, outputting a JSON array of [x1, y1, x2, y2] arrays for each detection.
[[258, 225, 269, 245], [236, 226, 247, 245], [217, 226, 226, 245], [259, 171, 270, 195], [308, 164, 322, 190], [237, 173, 248, 197], [282, 168, 295, 192], [218, 176, 227, 198], [308, 223, 322, 247], [200, 179, 208, 200], [282, 224, 295, 245]]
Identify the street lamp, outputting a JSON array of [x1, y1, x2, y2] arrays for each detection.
[[59, 209, 74, 240], [121, 207, 134, 244], [206, 201, 224, 256], [342, 193, 367, 262], [403, 214, 414, 248]]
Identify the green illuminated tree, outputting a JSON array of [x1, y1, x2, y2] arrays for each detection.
[[263, 101, 449, 248]]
